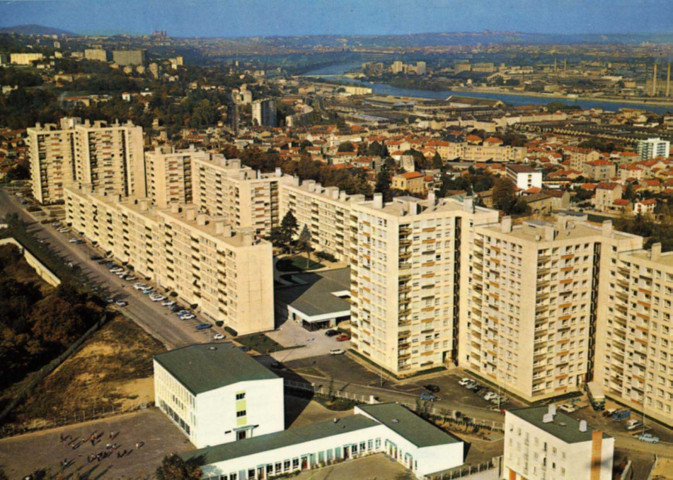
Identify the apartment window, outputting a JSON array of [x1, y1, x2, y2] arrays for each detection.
[[236, 392, 246, 400], [236, 410, 246, 417]]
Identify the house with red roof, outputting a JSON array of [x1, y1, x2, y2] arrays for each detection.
[[392, 171, 425, 193], [634, 198, 657, 215]]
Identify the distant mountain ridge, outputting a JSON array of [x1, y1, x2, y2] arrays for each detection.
[[0, 24, 75, 36]]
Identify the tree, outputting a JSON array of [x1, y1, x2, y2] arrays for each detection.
[[279, 211, 298, 248], [337, 141, 355, 152], [492, 177, 517, 213], [156, 454, 202, 480], [297, 225, 312, 268], [375, 164, 393, 202], [432, 152, 443, 169]]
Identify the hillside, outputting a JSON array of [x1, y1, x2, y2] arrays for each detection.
[[0, 24, 75, 36]]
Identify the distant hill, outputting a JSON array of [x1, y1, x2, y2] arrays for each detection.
[[0, 24, 76, 36]]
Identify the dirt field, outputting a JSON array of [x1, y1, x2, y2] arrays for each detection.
[[651, 456, 673, 480], [6, 315, 166, 431]]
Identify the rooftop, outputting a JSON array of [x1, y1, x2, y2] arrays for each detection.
[[275, 268, 351, 320], [508, 407, 611, 444], [357, 403, 461, 448], [180, 414, 379, 465], [154, 343, 278, 395]]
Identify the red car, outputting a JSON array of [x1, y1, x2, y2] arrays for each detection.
[[336, 334, 350, 342]]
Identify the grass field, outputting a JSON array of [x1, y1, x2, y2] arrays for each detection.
[[276, 255, 324, 272], [6, 315, 166, 431], [236, 333, 303, 354]]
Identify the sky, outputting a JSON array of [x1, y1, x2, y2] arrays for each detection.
[[0, 0, 672, 37]]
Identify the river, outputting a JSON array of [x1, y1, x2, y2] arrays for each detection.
[[302, 63, 673, 114]]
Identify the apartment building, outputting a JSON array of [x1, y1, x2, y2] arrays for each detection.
[[506, 165, 542, 191], [637, 137, 670, 160], [503, 406, 613, 480], [460, 216, 643, 402], [349, 194, 498, 376], [154, 343, 284, 449], [596, 243, 673, 427], [65, 185, 274, 335], [145, 145, 209, 208], [28, 118, 145, 204], [192, 157, 281, 238], [279, 177, 365, 262], [27, 118, 77, 204]]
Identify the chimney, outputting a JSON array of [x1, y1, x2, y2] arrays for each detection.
[[138, 199, 149, 211], [548, 404, 556, 417], [501, 216, 512, 233], [171, 203, 180, 213], [602, 220, 613, 237], [373, 193, 383, 209], [463, 197, 474, 213], [241, 229, 253, 246], [544, 226, 555, 241], [196, 214, 207, 226], [427, 191, 436, 204], [579, 420, 587, 432], [214, 220, 231, 236], [186, 208, 197, 221], [652, 242, 662, 261], [275, 167, 282, 177]]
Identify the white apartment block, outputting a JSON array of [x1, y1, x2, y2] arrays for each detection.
[[349, 194, 498, 376], [597, 243, 673, 427], [154, 343, 284, 448], [145, 145, 209, 208], [28, 118, 145, 204], [193, 157, 281, 239], [637, 137, 670, 160], [506, 165, 542, 191], [504, 406, 613, 480], [65, 185, 274, 335], [460, 216, 643, 402], [279, 177, 365, 261]]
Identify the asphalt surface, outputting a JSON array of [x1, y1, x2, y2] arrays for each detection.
[[0, 187, 218, 349]]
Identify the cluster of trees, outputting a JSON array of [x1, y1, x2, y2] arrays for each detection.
[[615, 212, 673, 252], [436, 166, 495, 198], [0, 246, 103, 390], [0, 68, 43, 87], [492, 177, 530, 215]]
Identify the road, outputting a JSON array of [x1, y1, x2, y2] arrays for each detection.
[[0, 187, 216, 349]]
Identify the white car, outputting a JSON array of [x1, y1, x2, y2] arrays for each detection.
[[458, 378, 473, 387], [162, 300, 175, 307], [484, 391, 498, 401], [329, 349, 345, 355], [133, 283, 147, 290], [150, 295, 166, 302], [68, 238, 78, 243], [181, 314, 195, 320], [213, 334, 225, 340]]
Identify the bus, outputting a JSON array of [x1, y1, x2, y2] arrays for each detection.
[[587, 381, 605, 410]]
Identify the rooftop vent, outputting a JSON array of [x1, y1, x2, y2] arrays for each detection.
[[542, 413, 554, 424], [579, 420, 587, 432], [208, 346, 217, 351], [392, 418, 399, 424]]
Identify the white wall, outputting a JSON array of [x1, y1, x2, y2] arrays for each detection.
[[195, 378, 284, 448]]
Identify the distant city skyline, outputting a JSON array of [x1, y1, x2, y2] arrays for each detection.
[[0, 0, 672, 38]]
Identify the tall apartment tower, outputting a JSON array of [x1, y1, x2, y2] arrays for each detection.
[[112, 49, 146, 66], [72, 120, 145, 197], [596, 243, 673, 427], [145, 145, 209, 208], [27, 117, 79, 204], [349, 194, 498, 376], [637, 137, 670, 160], [460, 216, 642, 402], [252, 99, 277, 127], [192, 156, 281, 239], [28, 118, 145, 204]]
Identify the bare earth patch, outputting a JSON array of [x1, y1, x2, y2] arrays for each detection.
[[5, 315, 166, 431]]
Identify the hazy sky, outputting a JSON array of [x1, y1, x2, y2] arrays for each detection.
[[0, 0, 672, 37]]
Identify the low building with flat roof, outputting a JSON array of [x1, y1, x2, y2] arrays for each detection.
[[154, 343, 284, 448], [503, 406, 613, 480], [274, 268, 351, 330], [181, 403, 464, 479]]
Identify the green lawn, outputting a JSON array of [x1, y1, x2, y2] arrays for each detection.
[[276, 255, 324, 272], [236, 333, 302, 354]]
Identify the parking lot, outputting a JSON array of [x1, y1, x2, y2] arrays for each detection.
[[267, 319, 351, 362]]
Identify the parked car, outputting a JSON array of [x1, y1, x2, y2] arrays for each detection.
[[90, 255, 102, 261], [612, 409, 631, 421], [324, 329, 339, 337], [458, 378, 473, 387], [115, 300, 128, 307], [196, 323, 212, 330], [557, 403, 577, 413], [162, 300, 175, 307], [105, 297, 115, 304], [170, 304, 181, 313], [141, 287, 154, 294], [638, 433, 659, 443], [329, 348, 345, 355], [133, 283, 147, 290], [150, 294, 166, 302], [484, 391, 498, 401], [125, 275, 137, 281], [625, 419, 642, 431], [180, 314, 195, 320], [336, 334, 350, 342], [424, 384, 440, 393], [419, 392, 437, 402], [213, 334, 225, 340]]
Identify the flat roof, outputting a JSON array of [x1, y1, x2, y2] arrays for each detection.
[[154, 343, 278, 395], [358, 403, 462, 448], [508, 407, 611, 444], [180, 414, 379, 465], [275, 268, 351, 320]]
